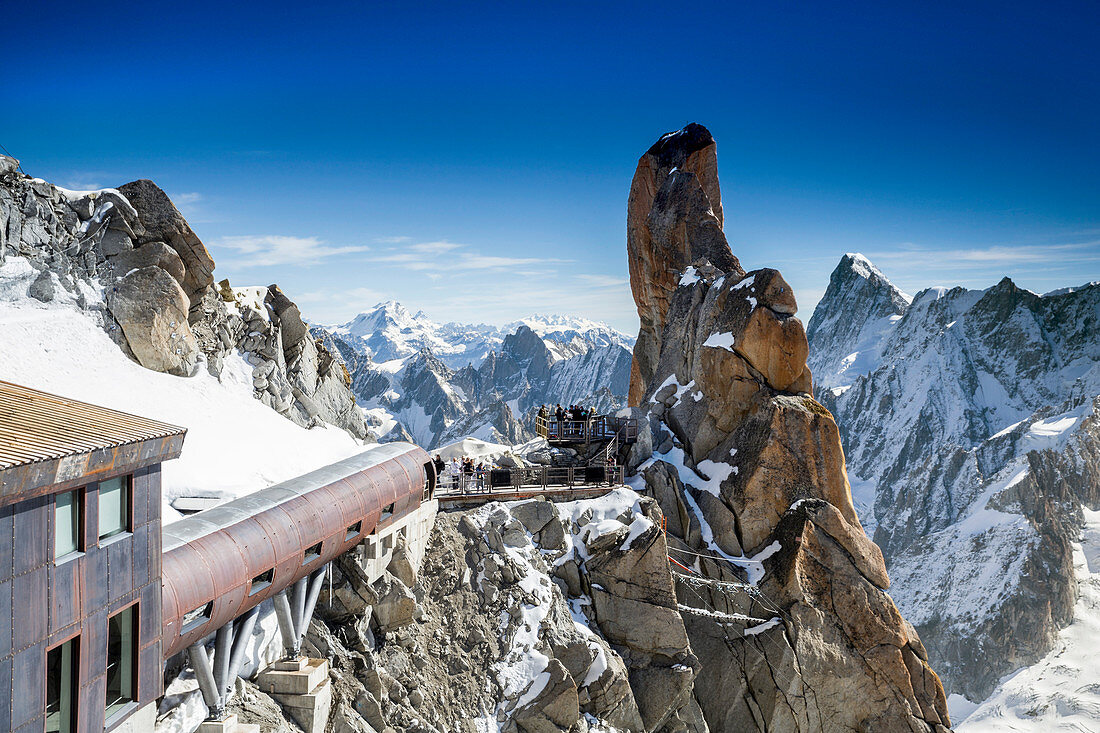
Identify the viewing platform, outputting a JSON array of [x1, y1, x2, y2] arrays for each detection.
[[435, 465, 625, 506], [534, 413, 639, 446]]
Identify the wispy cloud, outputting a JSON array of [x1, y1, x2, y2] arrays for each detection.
[[59, 172, 111, 191], [169, 191, 205, 222], [408, 240, 462, 254], [864, 242, 1100, 268], [374, 235, 412, 244], [579, 274, 629, 288], [365, 238, 568, 273], [294, 286, 387, 324], [213, 235, 370, 267]]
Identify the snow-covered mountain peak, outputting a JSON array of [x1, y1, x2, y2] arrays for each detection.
[[807, 253, 912, 390], [504, 313, 634, 362], [841, 252, 906, 294], [318, 301, 634, 447]]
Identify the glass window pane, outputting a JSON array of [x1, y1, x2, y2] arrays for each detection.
[[55, 491, 80, 558], [98, 477, 130, 540], [46, 637, 78, 733], [106, 606, 135, 717]]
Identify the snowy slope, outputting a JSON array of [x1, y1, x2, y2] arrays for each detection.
[[807, 253, 1100, 709], [0, 257, 367, 524], [957, 508, 1100, 731]]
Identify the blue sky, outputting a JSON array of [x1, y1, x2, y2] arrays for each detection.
[[5, 0, 1098, 333]]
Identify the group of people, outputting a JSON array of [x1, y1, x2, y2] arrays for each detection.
[[537, 403, 599, 437], [434, 454, 491, 491]]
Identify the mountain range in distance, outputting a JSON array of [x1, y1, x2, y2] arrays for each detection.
[[314, 300, 636, 449]]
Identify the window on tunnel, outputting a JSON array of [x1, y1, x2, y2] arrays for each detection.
[[381, 502, 394, 519], [181, 601, 212, 632], [249, 569, 274, 596], [346, 521, 362, 541], [303, 541, 323, 565]]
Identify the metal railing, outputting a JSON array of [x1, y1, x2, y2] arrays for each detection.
[[534, 414, 638, 444], [436, 464, 625, 496]]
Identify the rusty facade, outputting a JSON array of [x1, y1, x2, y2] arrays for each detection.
[[0, 381, 186, 733]]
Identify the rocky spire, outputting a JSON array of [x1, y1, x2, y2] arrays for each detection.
[[626, 126, 950, 731], [627, 123, 744, 405]]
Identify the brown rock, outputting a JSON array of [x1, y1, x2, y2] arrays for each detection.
[[734, 306, 809, 391], [514, 659, 579, 733], [727, 395, 860, 552], [627, 123, 745, 405], [626, 124, 949, 732], [106, 266, 199, 376]]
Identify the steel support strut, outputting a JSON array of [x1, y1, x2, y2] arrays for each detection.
[[273, 588, 298, 657], [274, 563, 330, 659], [188, 641, 223, 720]]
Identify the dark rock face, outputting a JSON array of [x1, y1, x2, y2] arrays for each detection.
[[808, 253, 1100, 700], [627, 126, 949, 732], [117, 179, 216, 313]]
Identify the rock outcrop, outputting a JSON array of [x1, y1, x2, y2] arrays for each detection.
[[0, 166, 369, 440], [290, 491, 705, 732], [626, 124, 949, 731], [107, 265, 199, 376], [117, 179, 216, 312], [626, 123, 743, 405]]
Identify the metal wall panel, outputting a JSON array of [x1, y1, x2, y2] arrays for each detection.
[[0, 504, 12, 577], [0, 648, 11, 732], [79, 673, 106, 733], [138, 641, 162, 704], [10, 641, 44, 728], [106, 536, 134, 602], [12, 566, 46, 651], [0, 580, 10, 659], [83, 544, 108, 613], [12, 496, 46, 576], [49, 557, 81, 635]]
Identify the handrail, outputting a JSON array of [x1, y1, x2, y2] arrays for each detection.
[[436, 464, 624, 496], [535, 414, 637, 444]]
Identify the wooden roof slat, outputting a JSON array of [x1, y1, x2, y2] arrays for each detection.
[[0, 379, 186, 471]]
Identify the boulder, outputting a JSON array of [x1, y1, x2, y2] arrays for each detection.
[[513, 659, 579, 733], [509, 498, 556, 534], [99, 227, 133, 257], [0, 155, 18, 176], [107, 241, 187, 286], [370, 572, 417, 632], [385, 536, 417, 588], [106, 266, 199, 376], [28, 270, 54, 303]]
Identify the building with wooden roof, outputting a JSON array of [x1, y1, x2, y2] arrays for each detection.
[[0, 380, 186, 733]]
